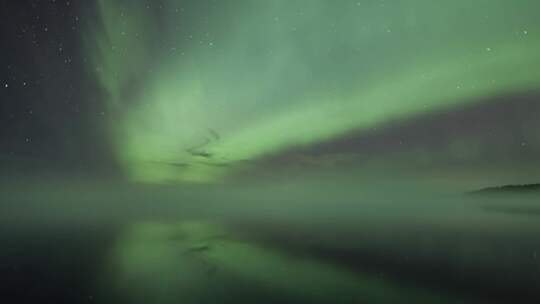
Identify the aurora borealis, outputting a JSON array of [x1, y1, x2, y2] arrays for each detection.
[[3, 1, 540, 303], [85, 0, 540, 183]]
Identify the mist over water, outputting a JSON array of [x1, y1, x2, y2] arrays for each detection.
[[2, 1, 540, 303], [2, 174, 540, 303]]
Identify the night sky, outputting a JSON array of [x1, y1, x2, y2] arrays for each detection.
[[3, 3, 540, 303], [2, 0, 540, 187], [1, 1, 114, 172]]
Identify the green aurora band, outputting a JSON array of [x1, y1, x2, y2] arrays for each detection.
[[88, 0, 540, 182]]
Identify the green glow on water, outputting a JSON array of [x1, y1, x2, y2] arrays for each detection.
[[103, 221, 463, 303]]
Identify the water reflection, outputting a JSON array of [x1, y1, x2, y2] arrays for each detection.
[[2, 180, 540, 303], [99, 221, 462, 303]]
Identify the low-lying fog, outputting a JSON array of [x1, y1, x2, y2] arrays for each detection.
[[1, 175, 539, 303]]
